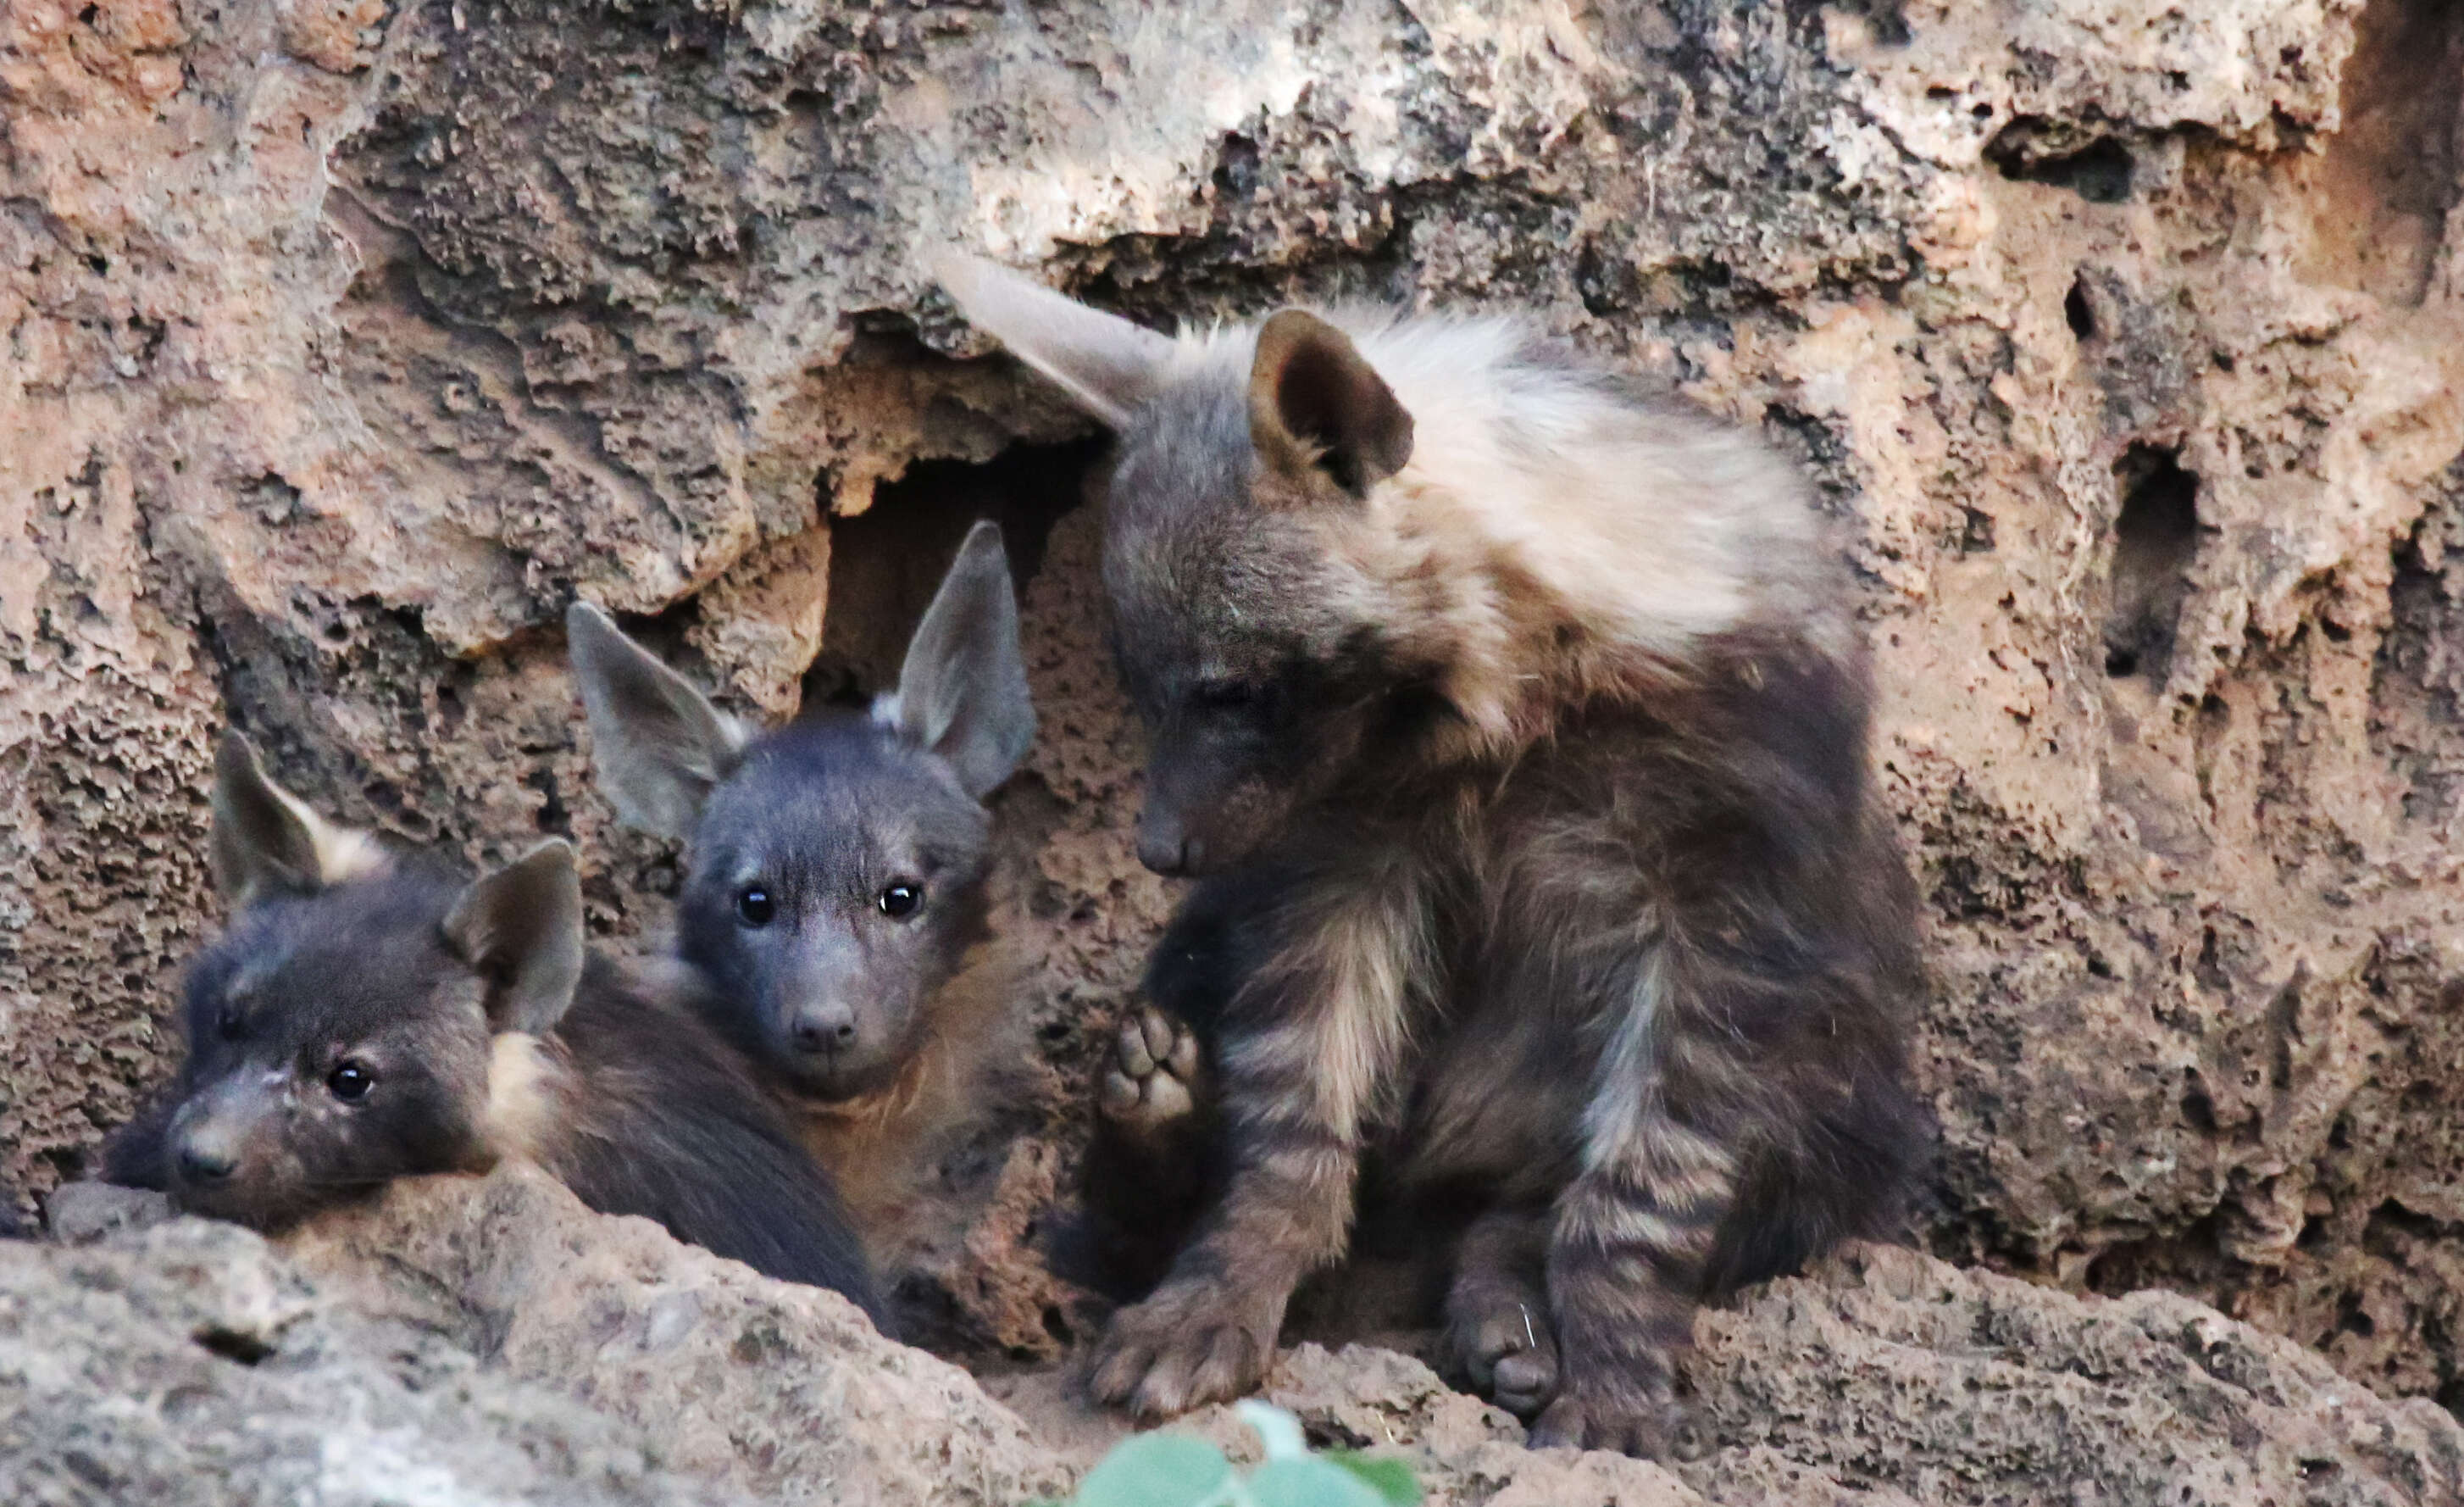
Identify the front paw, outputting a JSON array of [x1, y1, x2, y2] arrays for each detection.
[[1098, 1006, 1203, 1144], [1528, 1382, 1698, 1460], [1087, 1278, 1276, 1420], [1446, 1291, 1560, 1419]]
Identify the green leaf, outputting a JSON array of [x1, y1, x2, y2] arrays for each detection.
[[1071, 1433, 1235, 1507], [1235, 1401, 1310, 1462], [1323, 1453, 1420, 1507], [1243, 1457, 1387, 1507]]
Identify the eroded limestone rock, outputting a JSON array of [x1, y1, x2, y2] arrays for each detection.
[[9, 0, 2464, 1432]]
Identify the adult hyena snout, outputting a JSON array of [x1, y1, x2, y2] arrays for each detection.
[[1135, 804, 1202, 877]]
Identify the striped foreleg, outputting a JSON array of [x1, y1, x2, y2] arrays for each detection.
[[1087, 875, 1427, 1418]]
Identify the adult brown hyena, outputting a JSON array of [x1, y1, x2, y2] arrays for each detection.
[[939, 255, 1927, 1457]]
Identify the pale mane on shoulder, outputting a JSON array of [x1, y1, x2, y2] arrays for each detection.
[[1178, 309, 1847, 753]]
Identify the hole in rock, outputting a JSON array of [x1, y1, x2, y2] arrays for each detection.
[[2063, 274, 2096, 341], [802, 436, 1104, 709], [2102, 444, 2200, 682], [193, 1326, 275, 1366], [1985, 121, 2134, 203]]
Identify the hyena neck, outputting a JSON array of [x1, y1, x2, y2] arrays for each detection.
[[1301, 313, 1847, 762], [482, 1026, 578, 1169], [485, 955, 680, 1173], [779, 937, 1022, 1242]]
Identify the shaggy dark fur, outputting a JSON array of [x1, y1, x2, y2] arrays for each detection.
[[939, 254, 1928, 1456], [106, 737, 883, 1324]]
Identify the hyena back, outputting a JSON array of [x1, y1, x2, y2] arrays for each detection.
[[938, 255, 1927, 1455], [107, 736, 885, 1321]]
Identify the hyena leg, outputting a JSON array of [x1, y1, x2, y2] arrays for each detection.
[[1079, 1005, 1218, 1300], [1077, 885, 1240, 1301], [1086, 876, 1425, 1420], [1535, 966, 1734, 1456], [1444, 1205, 1559, 1418]]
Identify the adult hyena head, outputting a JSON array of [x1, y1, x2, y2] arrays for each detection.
[[936, 255, 1433, 876]]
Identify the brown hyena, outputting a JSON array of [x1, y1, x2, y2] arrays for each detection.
[[105, 736, 884, 1322], [564, 521, 1038, 1275], [937, 254, 1928, 1456]]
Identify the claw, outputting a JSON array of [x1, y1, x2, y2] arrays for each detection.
[[1528, 1387, 1688, 1459], [1086, 1280, 1274, 1421]]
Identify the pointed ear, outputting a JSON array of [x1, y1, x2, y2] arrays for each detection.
[[442, 840, 585, 1036], [931, 252, 1174, 430], [1248, 310, 1415, 498], [564, 601, 746, 840], [209, 733, 387, 908], [880, 520, 1036, 799]]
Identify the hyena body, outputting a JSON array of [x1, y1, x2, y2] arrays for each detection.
[[565, 521, 1036, 1267], [107, 737, 885, 1321], [938, 258, 1926, 1454]]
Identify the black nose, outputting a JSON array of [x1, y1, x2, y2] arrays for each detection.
[[177, 1143, 236, 1183], [790, 1006, 858, 1055], [1136, 816, 1199, 876]]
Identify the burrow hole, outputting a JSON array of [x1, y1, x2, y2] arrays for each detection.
[[801, 435, 1106, 709], [1986, 121, 2135, 204], [2063, 272, 2097, 341], [2103, 443, 2201, 681]]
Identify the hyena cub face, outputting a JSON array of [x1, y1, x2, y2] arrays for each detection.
[[153, 737, 585, 1229], [670, 726, 996, 1098], [568, 520, 1034, 1100], [169, 882, 491, 1228], [936, 256, 1420, 876]]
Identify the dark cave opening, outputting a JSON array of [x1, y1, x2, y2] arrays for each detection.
[[1985, 122, 2135, 205], [802, 434, 1109, 711], [2102, 444, 2202, 682]]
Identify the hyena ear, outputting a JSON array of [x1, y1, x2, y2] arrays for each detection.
[[441, 840, 585, 1036], [1248, 309, 1415, 498], [881, 520, 1036, 799], [565, 601, 747, 841], [931, 252, 1174, 430], [209, 733, 387, 908]]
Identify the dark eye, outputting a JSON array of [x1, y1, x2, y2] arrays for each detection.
[[215, 1006, 246, 1042], [877, 882, 923, 920], [736, 887, 774, 927], [327, 1060, 375, 1103]]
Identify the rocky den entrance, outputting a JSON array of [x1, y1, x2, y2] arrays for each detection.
[[8, 0, 2464, 1501]]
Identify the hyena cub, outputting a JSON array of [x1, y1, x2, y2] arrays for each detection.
[[938, 255, 1926, 1455], [106, 735, 884, 1321], [564, 520, 1035, 1265]]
